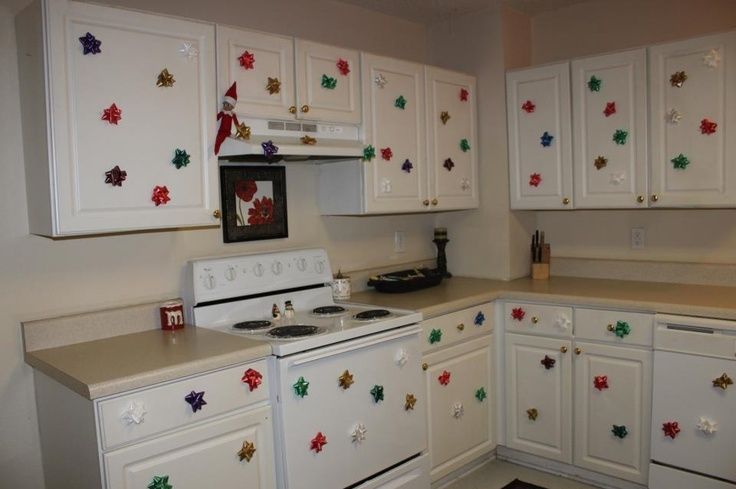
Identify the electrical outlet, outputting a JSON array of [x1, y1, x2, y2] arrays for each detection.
[[631, 227, 645, 249], [394, 231, 405, 253]]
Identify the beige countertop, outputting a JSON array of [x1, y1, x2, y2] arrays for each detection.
[[350, 276, 736, 320], [25, 327, 271, 400]]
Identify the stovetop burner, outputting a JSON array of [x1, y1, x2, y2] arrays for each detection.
[[312, 305, 347, 316], [267, 325, 325, 338], [354, 309, 392, 321], [232, 320, 273, 331]]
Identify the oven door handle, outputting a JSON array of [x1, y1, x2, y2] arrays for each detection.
[[288, 325, 422, 367]]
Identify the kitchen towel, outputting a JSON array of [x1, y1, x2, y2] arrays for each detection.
[[501, 479, 547, 489]]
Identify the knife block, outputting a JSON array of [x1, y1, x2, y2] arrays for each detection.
[[531, 244, 550, 280]]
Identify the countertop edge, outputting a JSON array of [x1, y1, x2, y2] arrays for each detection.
[[26, 344, 272, 400]]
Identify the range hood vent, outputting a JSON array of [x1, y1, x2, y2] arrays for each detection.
[[217, 117, 363, 162]]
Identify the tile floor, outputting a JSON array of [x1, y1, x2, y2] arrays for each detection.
[[443, 460, 599, 489]]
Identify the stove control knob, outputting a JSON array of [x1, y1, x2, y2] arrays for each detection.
[[224, 266, 237, 281], [314, 260, 325, 274], [253, 263, 264, 277], [203, 273, 216, 289], [296, 257, 307, 272], [271, 261, 283, 275]]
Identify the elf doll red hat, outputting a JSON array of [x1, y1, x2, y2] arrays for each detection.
[[223, 82, 237, 108]]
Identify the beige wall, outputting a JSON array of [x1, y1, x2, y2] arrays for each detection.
[[0, 2, 433, 486], [427, 6, 536, 280], [530, 0, 736, 264]]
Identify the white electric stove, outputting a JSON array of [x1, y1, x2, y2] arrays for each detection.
[[185, 249, 430, 489]]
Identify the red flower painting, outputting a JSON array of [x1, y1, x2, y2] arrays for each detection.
[[248, 196, 275, 225], [235, 179, 257, 203]]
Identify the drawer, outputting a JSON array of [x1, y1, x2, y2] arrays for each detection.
[[98, 359, 269, 450], [504, 302, 572, 337], [575, 308, 653, 346], [422, 304, 492, 352]]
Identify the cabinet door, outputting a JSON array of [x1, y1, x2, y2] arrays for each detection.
[[649, 31, 736, 207], [572, 49, 648, 208], [573, 342, 652, 484], [216, 26, 295, 121], [425, 335, 492, 481], [426, 67, 479, 210], [505, 333, 572, 463], [105, 406, 275, 489], [44, 1, 219, 235], [507, 63, 573, 209], [361, 54, 427, 213], [295, 40, 360, 124]]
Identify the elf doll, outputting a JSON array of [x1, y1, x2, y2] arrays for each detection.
[[214, 82, 239, 155]]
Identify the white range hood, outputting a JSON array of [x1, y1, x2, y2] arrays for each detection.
[[218, 117, 363, 161]]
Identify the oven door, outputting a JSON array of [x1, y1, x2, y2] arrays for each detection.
[[272, 325, 427, 489]]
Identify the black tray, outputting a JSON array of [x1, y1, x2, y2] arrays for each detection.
[[367, 268, 444, 293]]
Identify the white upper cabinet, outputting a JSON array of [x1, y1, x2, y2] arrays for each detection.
[[216, 26, 295, 120], [426, 67, 479, 211], [17, 0, 219, 236], [572, 49, 648, 208], [295, 40, 361, 124], [361, 53, 427, 213], [507, 63, 573, 210], [649, 31, 736, 207]]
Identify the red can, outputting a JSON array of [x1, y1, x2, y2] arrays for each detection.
[[160, 300, 185, 330]]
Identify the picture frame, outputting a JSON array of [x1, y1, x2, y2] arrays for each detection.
[[219, 165, 288, 243]]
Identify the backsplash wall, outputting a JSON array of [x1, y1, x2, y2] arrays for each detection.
[[0, 2, 435, 487]]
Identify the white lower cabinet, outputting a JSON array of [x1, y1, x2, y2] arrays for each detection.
[[505, 333, 572, 463], [422, 306, 493, 482], [105, 406, 274, 489], [573, 341, 651, 484], [503, 305, 653, 485]]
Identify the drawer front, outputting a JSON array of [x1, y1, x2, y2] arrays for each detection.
[[422, 304, 492, 352], [105, 405, 275, 489], [575, 309, 653, 346], [98, 360, 269, 450], [504, 302, 573, 337]]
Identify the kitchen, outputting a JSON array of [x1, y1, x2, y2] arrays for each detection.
[[1, 0, 736, 489]]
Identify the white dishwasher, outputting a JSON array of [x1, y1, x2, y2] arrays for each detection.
[[650, 314, 736, 489]]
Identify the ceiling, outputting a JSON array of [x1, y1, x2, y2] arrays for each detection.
[[335, 0, 592, 23]]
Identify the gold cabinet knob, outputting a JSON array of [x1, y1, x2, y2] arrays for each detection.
[[637, 195, 645, 203], [457, 323, 465, 331], [301, 105, 310, 113], [422, 199, 430, 206], [531, 316, 539, 324], [574, 347, 582, 355], [562, 197, 570, 205], [422, 362, 428, 371], [288, 105, 297, 114], [560, 346, 568, 353], [212, 210, 221, 219], [607, 324, 615, 332], [651, 194, 659, 202], [431, 198, 438, 206]]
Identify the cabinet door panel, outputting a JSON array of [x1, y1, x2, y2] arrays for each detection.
[[295, 40, 360, 124], [573, 342, 651, 483], [105, 406, 275, 489], [649, 31, 736, 207], [507, 63, 573, 209], [46, 1, 218, 234], [572, 49, 648, 208], [426, 67, 478, 210], [425, 336, 492, 481], [362, 54, 426, 213], [505, 333, 572, 463], [216, 26, 295, 120]]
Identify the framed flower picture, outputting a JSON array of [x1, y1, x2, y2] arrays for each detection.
[[219, 165, 288, 243]]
